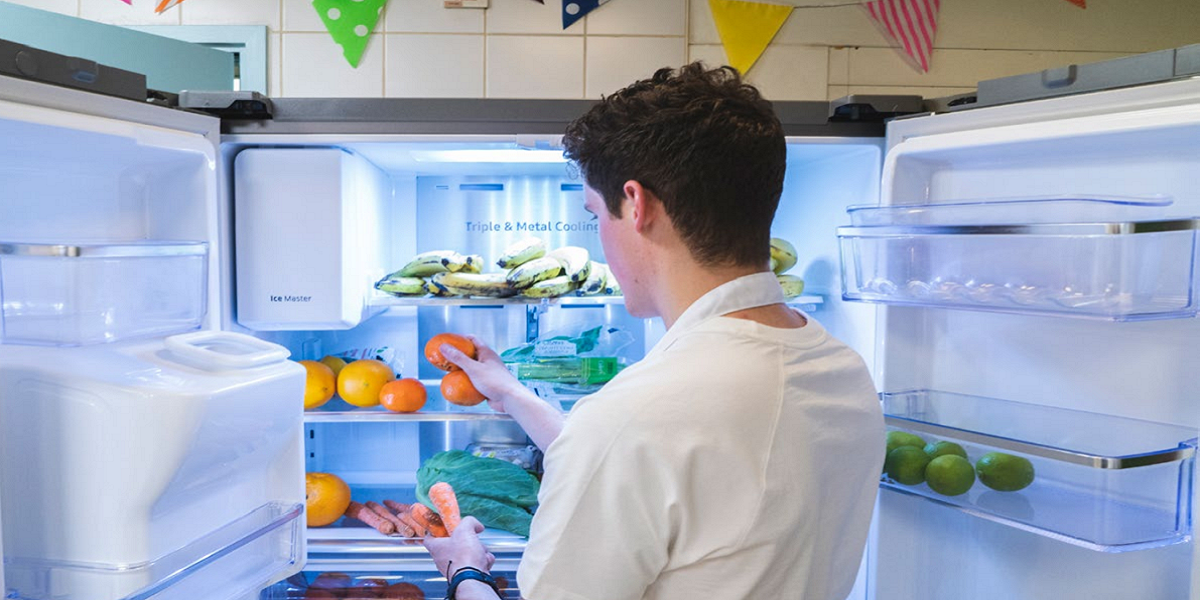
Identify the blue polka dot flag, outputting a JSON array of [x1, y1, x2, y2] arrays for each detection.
[[562, 0, 613, 30]]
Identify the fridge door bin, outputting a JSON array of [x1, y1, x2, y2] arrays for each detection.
[[0, 241, 208, 346], [5, 502, 303, 600], [837, 219, 1200, 320], [845, 195, 1173, 226], [881, 390, 1197, 552]]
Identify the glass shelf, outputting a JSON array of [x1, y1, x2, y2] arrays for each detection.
[[372, 292, 823, 310], [881, 390, 1196, 552]]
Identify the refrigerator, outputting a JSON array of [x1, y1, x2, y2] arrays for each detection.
[[2, 32, 1200, 600]]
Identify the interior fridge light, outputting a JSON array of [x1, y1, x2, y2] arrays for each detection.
[[409, 149, 567, 163]]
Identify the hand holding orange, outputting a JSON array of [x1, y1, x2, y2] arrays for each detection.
[[424, 333, 477, 371]]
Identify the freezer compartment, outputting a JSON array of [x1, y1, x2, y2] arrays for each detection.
[[6, 502, 303, 600], [261, 566, 522, 599], [881, 389, 1196, 552], [838, 219, 1200, 320], [0, 241, 207, 345]]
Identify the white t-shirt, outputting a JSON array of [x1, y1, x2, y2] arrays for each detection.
[[517, 272, 885, 600]]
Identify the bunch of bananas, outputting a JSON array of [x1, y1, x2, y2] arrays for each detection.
[[769, 237, 806, 299], [374, 238, 620, 300]]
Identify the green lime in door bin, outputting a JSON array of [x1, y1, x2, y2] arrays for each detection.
[[925, 455, 975, 496], [976, 452, 1036, 492], [924, 440, 968, 460], [886, 430, 926, 455], [885, 446, 931, 486]]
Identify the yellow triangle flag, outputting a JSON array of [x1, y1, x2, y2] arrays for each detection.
[[709, 0, 793, 75]]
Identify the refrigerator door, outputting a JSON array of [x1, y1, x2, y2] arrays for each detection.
[[864, 74, 1200, 599], [0, 70, 304, 598]]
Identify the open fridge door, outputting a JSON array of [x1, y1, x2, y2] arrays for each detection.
[[0, 44, 305, 600], [851, 48, 1200, 599]]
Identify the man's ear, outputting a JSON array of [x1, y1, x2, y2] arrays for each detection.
[[622, 180, 657, 233]]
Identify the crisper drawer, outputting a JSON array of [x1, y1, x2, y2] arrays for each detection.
[[881, 390, 1197, 552], [838, 219, 1200, 321], [0, 241, 208, 345], [261, 563, 522, 599]]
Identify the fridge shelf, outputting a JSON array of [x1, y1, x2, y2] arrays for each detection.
[[881, 390, 1197, 552], [260, 566, 524, 599], [304, 380, 567, 422], [373, 292, 823, 310], [838, 218, 1200, 320], [4, 502, 303, 600], [0, 240, 209, 345]]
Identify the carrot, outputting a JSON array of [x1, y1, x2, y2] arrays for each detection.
[[384, 501, 426, 537], [367, 501, 413, 537], [409, 502, 449, 537], [429, 482, 463, 535], [344, 501, 396, 535]]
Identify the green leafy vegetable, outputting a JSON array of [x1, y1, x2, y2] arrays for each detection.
[[416, 450, 540, 537]]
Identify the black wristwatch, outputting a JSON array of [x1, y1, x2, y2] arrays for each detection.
[[447, 566, 501, 600]]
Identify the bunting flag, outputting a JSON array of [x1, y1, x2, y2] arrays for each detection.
[[118, 0, 132, 4], [862, 0, 940, 73], [563, 0, 612, 30], [313, 0, 389, 67], [154, 0, 186, 12], [708, 0, 793, 75], [1063, 0, 1086, 7]]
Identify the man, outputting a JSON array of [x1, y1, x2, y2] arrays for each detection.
[[426, 62, 885, 600]]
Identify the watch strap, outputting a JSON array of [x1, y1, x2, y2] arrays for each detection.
[[447, 566, 501, 599]]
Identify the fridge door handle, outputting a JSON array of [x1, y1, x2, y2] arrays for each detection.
[[165, 331, 291, 370]]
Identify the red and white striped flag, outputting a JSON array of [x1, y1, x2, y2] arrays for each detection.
[[862, 0, 940, 73]]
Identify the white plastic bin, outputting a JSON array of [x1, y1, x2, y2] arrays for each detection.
[[0, 332, 306, 600], [837, 198, 1200, 320], [0, 242, 208, 346]]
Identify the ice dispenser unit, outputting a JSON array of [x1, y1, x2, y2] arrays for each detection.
[[0, 331, 306, 600]]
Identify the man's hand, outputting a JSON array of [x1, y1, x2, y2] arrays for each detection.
[[439, 336, 524, 414], [423, 516, 495, 577]]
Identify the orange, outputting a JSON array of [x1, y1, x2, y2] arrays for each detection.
[[441, 370, 486, 406], [298, 360, 336, 410], [424, 333, 477, 371], [380, 378, 428, 413], [305, 472, 351, 527], [319, 355, 348, 377], [337, 359, 396, 408]]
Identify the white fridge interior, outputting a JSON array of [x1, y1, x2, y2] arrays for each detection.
[[862, 78, 1200, 599], [0, 81, 306, 600], [223, 134, 884, 597]]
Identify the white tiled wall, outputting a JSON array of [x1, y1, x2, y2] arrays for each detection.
[[12, 0, 1200, 101]]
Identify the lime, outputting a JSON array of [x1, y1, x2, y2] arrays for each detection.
[[925, 441, 968, 460], [925, 455, 975, 496], [885, 446, 931, 486], [976, 452, 1035, 492], [886, 430, 926, 455]]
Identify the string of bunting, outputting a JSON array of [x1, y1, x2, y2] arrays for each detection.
[[111, 0, 1088, 71]]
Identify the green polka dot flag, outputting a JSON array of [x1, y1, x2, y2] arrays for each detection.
[[313, 0, 388, 68]]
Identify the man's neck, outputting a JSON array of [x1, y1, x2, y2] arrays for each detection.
[[656, 261, 763, 330]]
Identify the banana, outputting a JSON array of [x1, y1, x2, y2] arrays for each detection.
[[768, 256, 778, 273], [777, 274, 806, 298], [425, 278, 450, 296], [521, 275, 578, 298], [577, 261, 608, 296], [604, 276, 622, 297], [545, 246, 591, 282], [506, 257, 563, 289], [769, 238, 798, 275], [395, 250, 467, 277], [432, 272, 516, 298], [374, 275, 427, 296], [460, 254, 485, 274], [497, 238, 546, 269]]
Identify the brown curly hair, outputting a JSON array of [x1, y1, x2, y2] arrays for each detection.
[[562, 62, 786, 268]]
